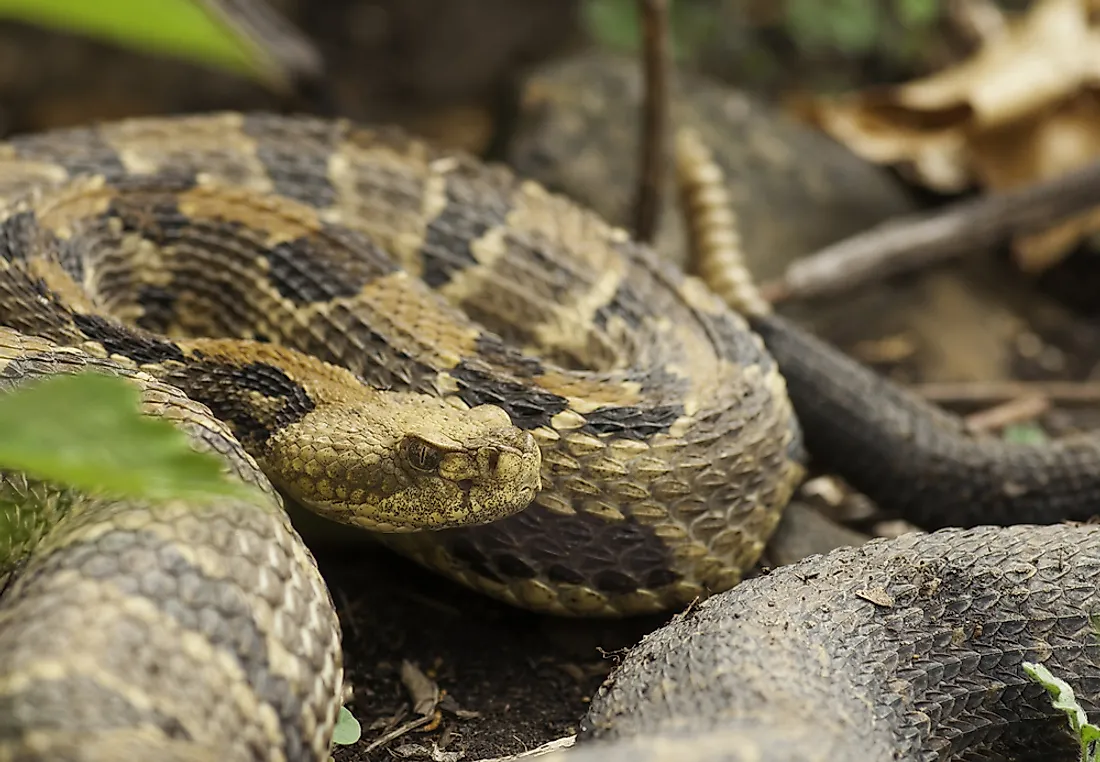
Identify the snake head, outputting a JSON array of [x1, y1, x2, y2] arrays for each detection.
[[264, 392, 542, 532], [397, 421, 542, 519]]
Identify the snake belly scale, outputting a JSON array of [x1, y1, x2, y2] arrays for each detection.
[[0, 111, 804, 623]]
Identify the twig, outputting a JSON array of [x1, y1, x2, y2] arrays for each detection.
[[471, 735, 576, 762], [963, 395, 1049, 433], [362, 714, 436, 754], [631, 0, 671, 244], [915, 379, 1100, 406], [760, 157, 1100, 303]]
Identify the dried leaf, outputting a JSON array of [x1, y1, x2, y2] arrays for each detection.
[[401, 661, 441, 717], [799, 0, 1100, 271]]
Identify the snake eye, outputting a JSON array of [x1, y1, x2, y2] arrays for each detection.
[[402, 436, 444, 473]]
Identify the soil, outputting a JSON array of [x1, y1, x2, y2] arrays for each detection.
[[308, 533, 659, 761]]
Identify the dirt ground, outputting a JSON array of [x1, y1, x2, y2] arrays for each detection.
[[309, 530, 657, 761]]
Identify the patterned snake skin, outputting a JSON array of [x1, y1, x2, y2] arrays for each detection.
[[565, 525, 1100, 762], [0, 329, 342, 761], [0, 112, 805, 619], [3, 111, 1100, 761]]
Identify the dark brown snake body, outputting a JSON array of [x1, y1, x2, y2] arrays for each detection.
[[0, 112, 1097, 761]]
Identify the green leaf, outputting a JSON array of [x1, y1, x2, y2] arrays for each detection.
[[893, 0, 941, 28], [1083, 723, 1100, 747], [0, 0, 296, 88], [582, 0, 708, 60], [583, 0, 642, 53], [785, 0, 881, 55], [1088, 612, 1100, 641], [1002, 422, 1049, 445], [1024, 662, 1090, 732], [0, 372, 262, 504], [1023, 661, 1100, 761], [332, 706, 361, 746]]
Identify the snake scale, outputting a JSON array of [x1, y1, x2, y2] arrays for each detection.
[[1, 111, 1100, 761]]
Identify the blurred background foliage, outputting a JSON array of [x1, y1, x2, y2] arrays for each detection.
[[0, 0, 264, 79], [0, 0, 974, 96], [584, 0, 942, 62]]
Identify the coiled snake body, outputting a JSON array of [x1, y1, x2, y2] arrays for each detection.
[[0, 111, 804, 614], [2, 112, 1100, 761], [0, 111, 802, 758]]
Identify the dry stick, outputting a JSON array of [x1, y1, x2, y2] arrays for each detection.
[[362, 714, 435, 754], [631, 0, 671, 244], [471, 736, 577, 762], [760, 157, 1100, 304], [916, 379, 1100, 406], [963, 395, 1050, 433]]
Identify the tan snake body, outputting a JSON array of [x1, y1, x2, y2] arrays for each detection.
[[0, 111, 804, 616], [0, 111, 806, 759]]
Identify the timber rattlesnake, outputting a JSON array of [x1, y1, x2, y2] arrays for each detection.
[[2, 112, 1100, 761]]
